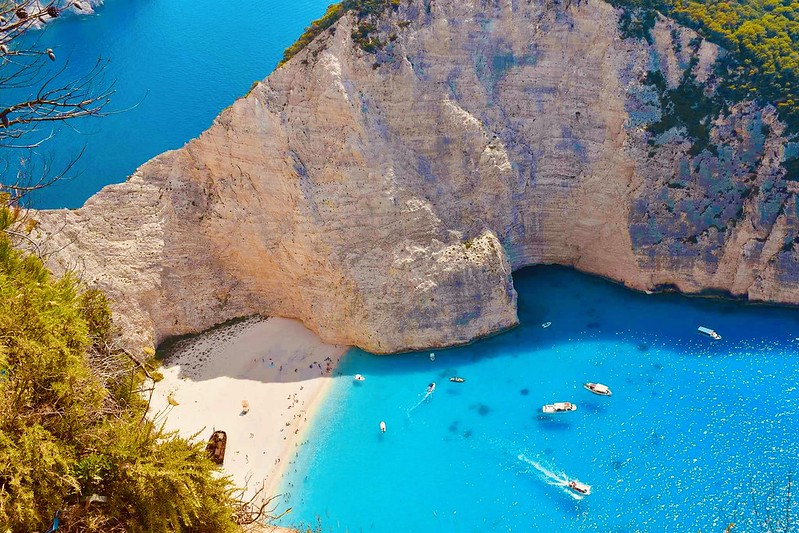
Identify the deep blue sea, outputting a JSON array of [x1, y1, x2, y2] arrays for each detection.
[[278, 266, 799, 532], [11, 0, 331, 208]]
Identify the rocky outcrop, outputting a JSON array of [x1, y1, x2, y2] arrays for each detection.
[[28, 0, 103, 27], [31, 0, 799, 353]]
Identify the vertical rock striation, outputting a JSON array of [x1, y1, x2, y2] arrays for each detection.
[[32, 0, 799, 353]]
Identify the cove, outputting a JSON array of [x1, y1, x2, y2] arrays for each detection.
[[13, 0, 332, 209], [278, 265, 799, 532]]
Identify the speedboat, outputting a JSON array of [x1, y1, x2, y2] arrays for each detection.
[[567, 480, 591, 495], [542, 402, 577, 414], [698, 326, 721, 340], [427, 382, 436, 393], [450, 376, 465, 383], [542, 322, 552, 328], [354, 374, 366, 381], [583, 382, 612, 396]]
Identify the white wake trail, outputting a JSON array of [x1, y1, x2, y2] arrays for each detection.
[[406, 387, 435, 418], [517, 454, 585, 501]]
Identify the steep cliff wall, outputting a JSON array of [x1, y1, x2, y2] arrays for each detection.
[[32, 0, 799, 353]]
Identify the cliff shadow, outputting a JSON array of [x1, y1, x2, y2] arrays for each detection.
[[155, 315, 349, 385], [340, 265, 799, 381], [155, 265, 799, 386]]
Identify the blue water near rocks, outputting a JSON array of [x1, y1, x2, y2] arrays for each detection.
[[12, 0, 331, 209], [278, 266, 799, 532]]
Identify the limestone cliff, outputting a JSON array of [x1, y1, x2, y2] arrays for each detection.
[[31, 0, 799, 353]]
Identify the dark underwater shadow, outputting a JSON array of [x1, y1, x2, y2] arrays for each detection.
[[535, 415, 573, 431]]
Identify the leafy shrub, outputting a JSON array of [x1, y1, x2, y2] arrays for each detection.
[[609, 0, 799, 132], [279, 0, 402, 66], [0, 204, 238, 533]]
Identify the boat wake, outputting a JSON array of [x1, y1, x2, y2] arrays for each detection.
[[517, 454, 585, 500], [406, 386, 435, 418]]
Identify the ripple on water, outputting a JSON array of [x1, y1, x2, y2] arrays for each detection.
[[278, 266, 799, 532]]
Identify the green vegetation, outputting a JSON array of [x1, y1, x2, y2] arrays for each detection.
[[279, 0, 402, 66], [0, 200, 238, 532], [279, 2, 346, 66], [644, 66, 725, 155], [670, 0, 799, 117], [610, 0, 799, 131]]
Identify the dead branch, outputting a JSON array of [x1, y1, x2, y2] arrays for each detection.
[[0, 0, 114, 204], [231, 475, 292, 526]]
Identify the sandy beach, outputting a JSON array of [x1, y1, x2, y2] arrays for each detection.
[[148, 316, 348, 526]]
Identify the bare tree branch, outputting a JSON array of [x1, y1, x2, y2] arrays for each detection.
[[0, 0, 114, 206]]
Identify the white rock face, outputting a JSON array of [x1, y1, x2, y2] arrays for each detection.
[[32, 0, 799, 353]]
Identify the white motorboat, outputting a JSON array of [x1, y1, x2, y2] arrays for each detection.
[[583, 382, 612, 396], [542, 402, 577, 414], [567, 480, 591, 495], [354, 374, 366, 381], [698, 326, 721, 340]]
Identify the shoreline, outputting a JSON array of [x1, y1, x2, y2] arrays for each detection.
[[263, 371, 337, 499], [147, 316, 348, 523]]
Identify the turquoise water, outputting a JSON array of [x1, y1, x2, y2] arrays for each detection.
[[13, 0, 331, 208], [279, 266, 799, 532]]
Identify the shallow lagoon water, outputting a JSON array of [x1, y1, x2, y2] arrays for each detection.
[[279, 266, 799, 532]]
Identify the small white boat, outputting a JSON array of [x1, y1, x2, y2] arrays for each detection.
[[583, 382, 612, 396], [698, 326, 721, 340], [542, 322, 552, 328], [542, 402, 577, 414], [354, 374, 366, 381], [450, 376, 465, 383], [380, 421, 386, 433], [427, 382, 436, 393], [567, 480, 591, 495]]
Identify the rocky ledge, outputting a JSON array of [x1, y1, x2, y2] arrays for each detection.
[[31, 0, 799, 353]]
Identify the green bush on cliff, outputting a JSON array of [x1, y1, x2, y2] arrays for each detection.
[[279, 2, 346, 66], [610, 0, 799, 131], [0, 201, 238, 532], [279, 0, 402, 66]]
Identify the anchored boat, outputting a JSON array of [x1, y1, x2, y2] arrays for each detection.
[[449, 376, 465, 383], [584, 382, 612, 396], [542, 402, 577, 414], [698, 326, 721, 340]]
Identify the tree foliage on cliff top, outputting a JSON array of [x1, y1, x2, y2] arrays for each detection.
[[279, 0, 400, 66], [282, 0, 799, 133], [0, 201, 238, 532], [612, 0, 799, 131]]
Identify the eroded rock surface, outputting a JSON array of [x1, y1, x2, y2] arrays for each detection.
[[33, 0, 799, 352]]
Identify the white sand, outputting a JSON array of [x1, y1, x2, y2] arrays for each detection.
[[148, 316, 348, 512]]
